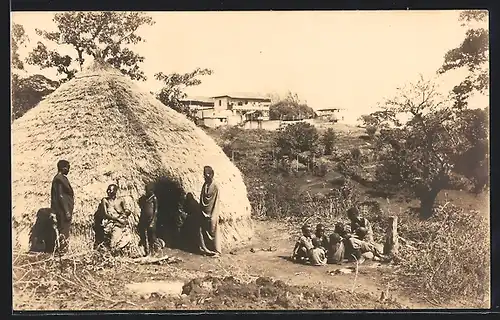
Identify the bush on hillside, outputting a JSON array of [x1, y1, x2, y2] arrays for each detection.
[[312, 158, 329, 177], [350, 148, 362, 162], [322, 128, 337, 155], [365, 125, 377, 137], [395, 204, 489, 307], [274, 122, 320, 158]]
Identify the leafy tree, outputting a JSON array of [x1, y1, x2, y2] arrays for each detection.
[[26, 12, 155, 82], [154, 68, 213, 117], [274, 122, 320, 158], [11, 23, 59, 121], [11, 75, 60, 120], [11, 23, 29, 70], [437, 10, 489, 191], [374, 76, 470, 219], [438, 10, 488, 109], [358, 114, 379, 127], [269, 91, 315, 120], [322, 128, 336, 155], [452, 107, 489, 193]]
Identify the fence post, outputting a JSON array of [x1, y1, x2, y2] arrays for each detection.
[[384, 216, 399, 257]]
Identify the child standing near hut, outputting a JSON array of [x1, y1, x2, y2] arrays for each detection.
[[138, 184, 158, 256]]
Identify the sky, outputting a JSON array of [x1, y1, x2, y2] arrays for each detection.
[[11, 11, 489, 124]]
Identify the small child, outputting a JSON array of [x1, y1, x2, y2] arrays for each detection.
[[138, 184, 158, 256], [309, 237, 327, 266], [315, 224, 329, 250], [327, 232, 345, 264], [291, 224, 315, 263]]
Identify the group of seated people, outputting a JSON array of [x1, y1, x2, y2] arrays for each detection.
[[291, 207, 385, 266]]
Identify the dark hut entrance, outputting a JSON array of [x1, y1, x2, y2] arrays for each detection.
[[152, 178, 200, 252]]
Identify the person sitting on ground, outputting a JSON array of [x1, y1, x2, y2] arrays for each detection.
[[326, 232, 345, 265], [309, 237, 327, 266], [345, 207, 384, 263], [314, 224, 329, 251], [94, 184, 133, 253], [291, 224, 315, 263]]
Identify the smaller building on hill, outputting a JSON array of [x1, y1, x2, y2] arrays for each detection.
[[179, 96, 215, 118], [315, 107, 346, 122]]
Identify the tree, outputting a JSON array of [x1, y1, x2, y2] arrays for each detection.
[[11, 23, 29, 70], [437, 10, 489, 192], [322, 128, 336, 155], [374, 76, 469, 219], [269, 91, 315, 120], [11, 75, 60, 120], [438, 10, 488, 109], [274, 122, 320, 158], [452, 107, 489, 193], [154, 68, 213, 117], [26, 12, 155, 82], [11, 23, 59, 121]]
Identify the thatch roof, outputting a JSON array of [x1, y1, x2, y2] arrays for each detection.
[[12, 60, 253, 251]]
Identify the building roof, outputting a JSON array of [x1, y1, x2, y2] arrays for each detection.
[[232, 105, 270, 111], [203, 115, 228, 119], [211, 92, 271, 101], [180, 96, 214, 104], [316, 107, 344, 112]]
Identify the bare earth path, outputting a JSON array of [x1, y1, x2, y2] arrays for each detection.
[[158, 219, 434, 309]]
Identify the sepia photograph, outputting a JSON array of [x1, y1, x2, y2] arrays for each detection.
[[11, 10, 490, 311]]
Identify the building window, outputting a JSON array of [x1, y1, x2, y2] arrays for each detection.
[[238, 102, 243, 106], [219, 100, 221, 106]]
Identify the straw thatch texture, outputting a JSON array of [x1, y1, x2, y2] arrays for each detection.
[[12, 60, 253, 251]]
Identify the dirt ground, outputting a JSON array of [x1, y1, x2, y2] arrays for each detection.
[[156, 219, 436, 309], [14, 217, 454, 311]]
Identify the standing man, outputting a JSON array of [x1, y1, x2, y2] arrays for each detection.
[[138, 184, 158, 256], [51, 160, 74, 254], [198, 166, 221, 256]]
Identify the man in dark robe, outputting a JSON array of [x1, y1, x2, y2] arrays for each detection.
[[138, 184, 158, 256], [50, 160, 74, 254], [198, 166, 221, 256]]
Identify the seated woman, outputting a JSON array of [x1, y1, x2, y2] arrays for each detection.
[[291, 224, 315, 263], [93, 184, 133, 253], [345, 207, 384, 263]]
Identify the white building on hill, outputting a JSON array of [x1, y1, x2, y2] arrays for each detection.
[[182, 93, 272, 128], [314, 107, 347, 122]]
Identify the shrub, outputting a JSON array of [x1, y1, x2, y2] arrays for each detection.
[[274, 122, 320, 158], [312, 158, 329, 177], [396, 204, 489, 307], [350, 148, 362, 161], [365, 125, 377, 137], [322, 128, 337, 155]]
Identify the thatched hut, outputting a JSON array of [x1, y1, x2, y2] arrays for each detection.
[[12, 60, 253, 252]]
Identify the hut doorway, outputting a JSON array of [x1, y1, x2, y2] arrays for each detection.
[[152, 178, 200, 252]]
